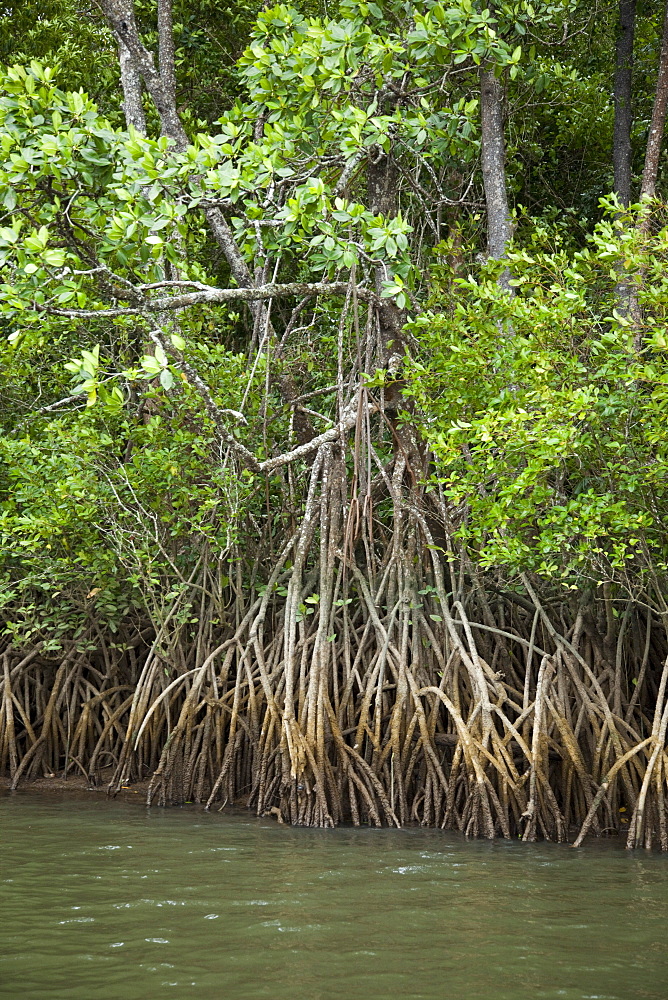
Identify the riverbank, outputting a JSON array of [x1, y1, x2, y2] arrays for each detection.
[[0, 771, 149, 803], [1, 775, 634, 847]]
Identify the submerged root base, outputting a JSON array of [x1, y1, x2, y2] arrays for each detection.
[[3, 443, 667, 847], [3, 555, 668, 848]]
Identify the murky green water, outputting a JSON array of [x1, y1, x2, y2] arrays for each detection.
[[1, 793, 667, 1000]]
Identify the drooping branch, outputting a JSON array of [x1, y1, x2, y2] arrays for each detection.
[[147, 329, 261, 472], [153, 323, 376, 474], [260, 395, 376, 473]]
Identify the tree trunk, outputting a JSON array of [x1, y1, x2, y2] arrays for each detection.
[[116, 0, 145, 132], [100, 0, 187, 150], [157, 0, 176, 107], [640, 0, 668, 203], [624, 1, 668, 340], [480, 67, 513, 293], [97, 0, 253, 287], [613, 0, 636, 206]]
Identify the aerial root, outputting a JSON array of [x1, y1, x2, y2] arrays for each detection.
[[3, 472, 668, 845]]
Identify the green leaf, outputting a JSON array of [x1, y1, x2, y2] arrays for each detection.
[[154, 344, 168, 367], [141, 356, 162, 376]]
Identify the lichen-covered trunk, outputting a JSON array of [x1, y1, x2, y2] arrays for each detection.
[[480, 67, 513, 294], [114, 0, 145, 133]]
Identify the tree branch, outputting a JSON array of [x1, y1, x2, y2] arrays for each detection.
[[41, 281, 377, 319], [149, 329, 261, 472], [95, 0, 254, 290], [259, 395, 375, 473], [151, 328, 375, 476]]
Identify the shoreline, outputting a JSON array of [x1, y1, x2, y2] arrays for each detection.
[[1, 776, 636, 849], [0, 772, 152, 805]]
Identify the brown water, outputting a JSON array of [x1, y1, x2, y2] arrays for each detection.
[[0, 792, 666, 1000]]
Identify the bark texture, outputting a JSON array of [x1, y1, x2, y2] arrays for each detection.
[[115, 0, 145, 132], [613, 0, 636, 206], [98, 0, 187, 149], [157, 0, 176, 106], [640, 1, 668, 202], [480, 68, 513, 293], [623, 1, 668, 339]]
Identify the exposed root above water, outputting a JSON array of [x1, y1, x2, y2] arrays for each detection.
[[3, 438, 668, 849]]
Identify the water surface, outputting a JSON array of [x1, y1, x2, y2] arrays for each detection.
[[1, 791, 666, 999]]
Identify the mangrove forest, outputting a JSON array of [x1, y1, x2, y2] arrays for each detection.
[[3, 0, 668, 850]]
